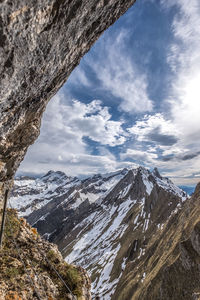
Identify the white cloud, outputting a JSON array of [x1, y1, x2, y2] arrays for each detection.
[[18, 92, 129, 176], [68, 67, 91, 87], [123, 109, 200, 185], [120, 143, 200, 185], [162, 0, 200, 145], [161, 0, 200, 182], [19, 149, 131, 177], [120, 149, 157, 163], [80, 30, 153, 113], [128, 113, 180, 144], [41, 93, 126, 147], [121, 0, 200, 185]]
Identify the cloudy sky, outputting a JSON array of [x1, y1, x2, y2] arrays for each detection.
[[18, 0, 200, 186]]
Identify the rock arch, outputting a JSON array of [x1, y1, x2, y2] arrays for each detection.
[[0, 0, 135, 198]]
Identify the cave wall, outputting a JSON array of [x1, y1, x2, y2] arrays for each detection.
[[0, 0, 136, 199]]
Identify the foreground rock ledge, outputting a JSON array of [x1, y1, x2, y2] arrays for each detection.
[[0, 209, 91, 300], [0, 0, 136, 198]]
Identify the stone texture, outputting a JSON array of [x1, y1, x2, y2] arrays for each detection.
[[0, 209, 91, 299], [0, 0, 136, 197], [113, 185, 200, 300]]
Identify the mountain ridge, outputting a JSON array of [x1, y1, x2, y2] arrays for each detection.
[[10, 166, 192, 299]]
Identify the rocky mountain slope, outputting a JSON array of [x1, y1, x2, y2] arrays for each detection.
[[10, 166, 197, 299], [0, 209, 91, 300], [119, 183, 200, 300]]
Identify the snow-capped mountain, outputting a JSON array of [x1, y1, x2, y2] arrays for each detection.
[[11, 171, 80, 216], [10, 167, 188, 299]]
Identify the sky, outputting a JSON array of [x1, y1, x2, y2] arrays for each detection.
[[18, 0, 200, 186]]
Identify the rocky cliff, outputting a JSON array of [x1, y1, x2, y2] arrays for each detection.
[[0, 208, 91, 300], [0, 0, 136, 199]]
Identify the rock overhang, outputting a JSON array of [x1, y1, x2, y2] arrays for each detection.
[[0, 0, 136, 198]]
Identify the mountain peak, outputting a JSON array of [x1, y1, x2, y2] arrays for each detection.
[[41, 170, 68, 178], [152, 167, 162, 179], [40, 170, 71, 184], [10, 167, 189, 299]]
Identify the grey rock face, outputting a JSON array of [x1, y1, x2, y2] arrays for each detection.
[[0, 0, 136, 197]]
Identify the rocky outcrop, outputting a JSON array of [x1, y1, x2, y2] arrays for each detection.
[[0, 208, 91, 299], [0, 0, 136, 199]]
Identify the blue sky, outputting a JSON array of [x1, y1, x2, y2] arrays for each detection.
[[18, 0, 200, 186]]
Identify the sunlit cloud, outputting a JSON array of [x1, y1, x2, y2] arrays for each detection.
[[18, 92, 129, 176], [128, 113, 179, 146], [70, 29, 153, 114], [120, 149, 157, 164], [68, 68, 91, 87], [92, 32, 153, 113]]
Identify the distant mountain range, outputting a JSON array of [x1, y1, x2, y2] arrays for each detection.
[[179, 185, 195, 195], [10, 167, 200, 299]]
